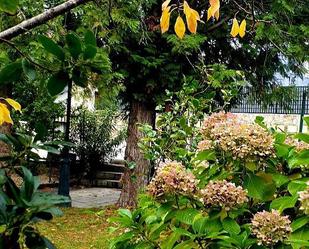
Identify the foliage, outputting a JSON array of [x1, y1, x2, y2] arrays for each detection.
[[12, 79, 65, 140], [0, 129, 72, 168], [110, 110, 309, 248], [70, 108, 126, 180], [0, 166, 69, 249], [138, 66, 244, 168]]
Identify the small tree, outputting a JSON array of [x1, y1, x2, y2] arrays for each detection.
[[70, 108, 126, 182]]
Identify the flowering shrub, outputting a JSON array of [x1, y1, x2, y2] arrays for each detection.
[[251, 210, 292, 246], [110, 112, 309, 249], [200, 111, 275, 163], [147, 161, 198, 199], [201, 180, 248, 210]]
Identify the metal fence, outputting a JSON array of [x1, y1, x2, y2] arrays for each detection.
[[231, 86, 309, 115]]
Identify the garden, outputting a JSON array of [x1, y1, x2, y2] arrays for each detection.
[[0, 0, 309, 248]]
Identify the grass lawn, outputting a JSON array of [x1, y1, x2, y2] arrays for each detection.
[[38, 206, 117, 249]]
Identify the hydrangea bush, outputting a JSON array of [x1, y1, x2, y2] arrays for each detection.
[[109, 112, 309, 249]]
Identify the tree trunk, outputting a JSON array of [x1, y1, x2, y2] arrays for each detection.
[[118, 100, 155, 207]]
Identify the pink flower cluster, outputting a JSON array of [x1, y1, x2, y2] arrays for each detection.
[[200, 112, 275, 162], [200, 180, 248, 210], [147, 162, 198, 198], [299, 182, 309, 215], [251, 210, 291, 246]]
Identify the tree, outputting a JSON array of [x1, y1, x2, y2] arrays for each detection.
[[0, 0, 308, 207]]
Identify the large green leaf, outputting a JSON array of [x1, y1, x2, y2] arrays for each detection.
[[0, 61, 22, 85], [20, 167, 35, 202], [288, 179, 308, 196], [175, 208, 200, 225], [289, 227, 309, 249], [66, 33, 82, 60], [270, 195, 298, 213], [47, 71, 69, 96], [84, 30, 96, 46], [0, 0, 18, 14], [195, 150, 216, 161], [243, 173, 276, 201], [22, 59, 36, 81], [38, 35, 65, 61], [291, 216, 309, 232], [294, 133, 309, 144], [222, 217, 241, 235], [289, 150, 309, 167], [275, 143, 292, 158], [83, 45, 97, 60]]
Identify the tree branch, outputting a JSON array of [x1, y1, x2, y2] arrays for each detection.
[[0, 38, 56, 72], [0, 0, 92, 41]]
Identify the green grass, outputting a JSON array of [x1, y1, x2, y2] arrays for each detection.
[[38, 206, 117, 249]]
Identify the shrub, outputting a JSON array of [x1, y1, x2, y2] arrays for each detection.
[[0, 167, 69, 249], [109, 113, 309, 249], [70, 108, 126, 180]]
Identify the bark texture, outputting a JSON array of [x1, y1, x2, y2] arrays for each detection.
[[0, 0, 91, 40], [118, 101, 155, 207]]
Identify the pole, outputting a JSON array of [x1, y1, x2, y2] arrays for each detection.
[[299, 90, 307, 133], [58, 81, 72, 206]]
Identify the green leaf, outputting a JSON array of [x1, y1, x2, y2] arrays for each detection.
[[222, 217, 241, 235], [173, 240, 198, 249], [66, 33, 82, 60], [289, 150, 309, 167], [38, 35, 65, 61], [160, 230, 181, 249], [175, 208, 200, 225], [288, 179, 308, 196], [291, 216, 309, 232], [47, 71, 69, 96], [275, 143, 292, 158], [270, 196, 298, 213], [192, 216, 208, 234], [20, 166, 35, 202], [83, 45, 97, 60], [195, 150, 216, 161], [303, 117, 309, 127], [0, 61, 22, 85], [243, 173, 276, 201], [22, 59, 36, 81], [204, 218, 222, 233], [84, 30, 96, 46], [275, 132, 287, 144], [118, 209, 132, 219], [0, 0, 18, 14], [289, 227, 309, 249], [294, 133, 309, 144], [271, 172, 290, 187], [72, 67, 88, 87]]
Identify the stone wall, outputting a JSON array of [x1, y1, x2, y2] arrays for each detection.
[[234, 113, 308, 133]]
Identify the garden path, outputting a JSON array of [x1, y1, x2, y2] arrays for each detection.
[[70, 188, 121, 208]]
